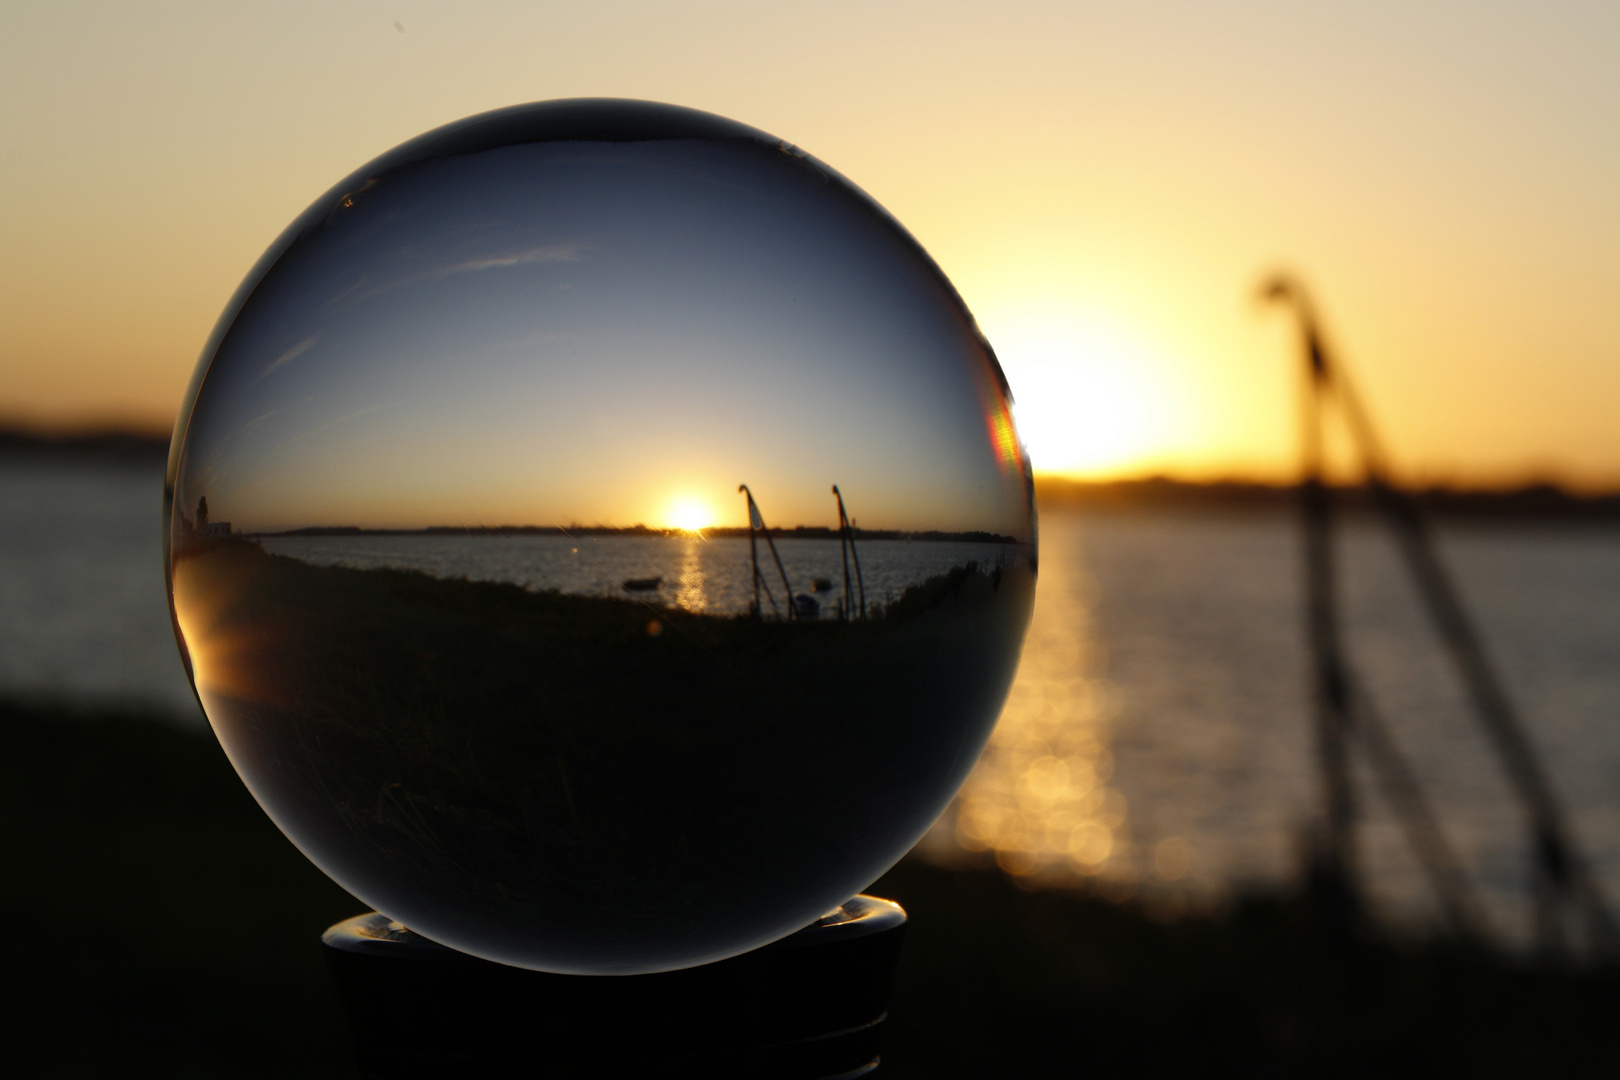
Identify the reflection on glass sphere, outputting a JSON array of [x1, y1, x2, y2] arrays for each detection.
[[164, 99, 1036, 975]]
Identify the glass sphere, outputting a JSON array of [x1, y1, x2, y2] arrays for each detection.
[[164, 99, 1036, 974]]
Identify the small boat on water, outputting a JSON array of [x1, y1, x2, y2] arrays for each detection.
[[622, 576, 662, 592], [811, 578, 834, 593]]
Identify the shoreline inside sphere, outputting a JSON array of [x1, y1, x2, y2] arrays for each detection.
[[166, 99, 1037, 973]]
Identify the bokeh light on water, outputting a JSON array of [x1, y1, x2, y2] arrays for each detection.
[[920, 513, 1146, 903]]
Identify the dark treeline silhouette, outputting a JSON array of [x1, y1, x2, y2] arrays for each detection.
[[0, 425, 168, 460], [5, 422, 1610, 522], [1037, 475, 1620, 521], [268, 524, 1024, 543]]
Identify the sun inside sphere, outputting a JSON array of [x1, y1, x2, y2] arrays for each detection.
[[165, 99, 1037, 974], [666, 497, 716, 533]]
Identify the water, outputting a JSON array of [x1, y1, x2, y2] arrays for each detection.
[[923, 506, 1620, 949], [0, 456, 197, 720], [8, 458, 1620, 947], [259, 532, 1021, 619]]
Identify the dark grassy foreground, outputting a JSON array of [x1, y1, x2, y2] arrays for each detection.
[[168, 541, 1032, 971], [5, 701, 1618, 1078]]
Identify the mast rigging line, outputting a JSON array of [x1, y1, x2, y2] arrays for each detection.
[[738, 484, 797, 620], [833, 485, 867, 620], [1262, 273, 1616, 955]]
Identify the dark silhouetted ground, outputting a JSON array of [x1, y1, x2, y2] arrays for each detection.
[[5, 701, 1618, 1077]]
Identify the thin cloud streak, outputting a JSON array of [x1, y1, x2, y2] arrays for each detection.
[[350, 244, 583, 303], [448, 246, 581, 275], [256, 336, 318, 382]]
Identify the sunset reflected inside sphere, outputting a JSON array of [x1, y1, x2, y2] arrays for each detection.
[[666, 497, 716, 533], [164, 99, 1037, 974]]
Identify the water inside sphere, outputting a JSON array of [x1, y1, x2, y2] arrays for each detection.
[[165, 99, 1037, 974]]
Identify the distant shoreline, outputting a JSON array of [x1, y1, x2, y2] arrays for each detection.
[[1035, 476, 1620, 521], [5, 427, 1613, 521], [0, 426, 168, 461], [258, 524, 1025, 544]]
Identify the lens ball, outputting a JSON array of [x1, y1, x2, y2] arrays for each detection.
[[166, 99, 1036, 974]]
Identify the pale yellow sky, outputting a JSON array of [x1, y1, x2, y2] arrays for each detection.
[[3, 1, 1616, 487]]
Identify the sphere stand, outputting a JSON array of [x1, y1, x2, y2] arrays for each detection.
[[322, 896, 906, 1079]]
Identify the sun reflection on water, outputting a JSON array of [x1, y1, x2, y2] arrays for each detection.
[[920, 517, 1139, 899], [674, 534, 708, 613]]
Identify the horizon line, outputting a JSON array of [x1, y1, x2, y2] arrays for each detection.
[[6, 424, 1619, 500], [235, 523, 1028, 543]]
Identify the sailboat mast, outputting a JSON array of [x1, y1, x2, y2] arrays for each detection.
[[739, 484, 795, 618], [833, 486, 854, 620], [834, 485, 867, 618]]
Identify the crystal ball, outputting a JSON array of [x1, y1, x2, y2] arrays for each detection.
[[165, 99, 1036, 974]]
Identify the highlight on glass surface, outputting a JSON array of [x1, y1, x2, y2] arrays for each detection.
[[164, 99, 1037, 975]]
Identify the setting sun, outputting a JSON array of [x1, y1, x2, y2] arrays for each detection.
[[665, 497, 717, 533], [981, 305, 1189, 479]]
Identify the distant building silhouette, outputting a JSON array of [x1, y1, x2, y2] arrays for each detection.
[[194, 495, 232, 539]]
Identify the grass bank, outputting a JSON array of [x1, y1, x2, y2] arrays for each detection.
[[5, 701, 1617, 1077]]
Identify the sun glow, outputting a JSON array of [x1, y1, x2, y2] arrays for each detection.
[[982, 305, 1187, 478], [665, 497, 716, 533]]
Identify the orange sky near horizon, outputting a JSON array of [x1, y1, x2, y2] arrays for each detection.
[[3, 1, 1616, 490]]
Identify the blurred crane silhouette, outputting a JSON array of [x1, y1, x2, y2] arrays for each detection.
[[1262, 273, 1615, 957]]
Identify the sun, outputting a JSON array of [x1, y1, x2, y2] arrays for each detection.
[[982, 306, 1183, 477], [665, 497, 716, 533]]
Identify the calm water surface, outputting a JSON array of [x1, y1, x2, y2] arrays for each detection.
[[6, 458, 1618, 947], [0, 457, 197, 718], [923, 506, 1620, 949], [259, 532, 1019, 619]]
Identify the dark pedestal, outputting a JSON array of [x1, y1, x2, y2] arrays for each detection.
[[322, 895, 906, 1078]]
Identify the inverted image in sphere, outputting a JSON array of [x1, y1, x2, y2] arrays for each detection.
[[165, 99, 1037, 974]]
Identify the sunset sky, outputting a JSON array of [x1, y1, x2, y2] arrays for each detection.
[[170, 120, 1032, 534], [4, 1, 1616, 489]]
